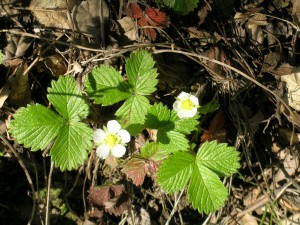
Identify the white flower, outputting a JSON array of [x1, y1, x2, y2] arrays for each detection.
[[173, 92, 199, 119], [93, 120, 131, 159]]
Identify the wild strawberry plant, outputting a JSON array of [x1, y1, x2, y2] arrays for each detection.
[[9, 49, 240, 214]]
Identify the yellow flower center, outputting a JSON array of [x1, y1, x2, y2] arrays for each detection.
[[181, 99, 193, 110], [105, 133, 118, 147]]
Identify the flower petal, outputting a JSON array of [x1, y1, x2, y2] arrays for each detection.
[[96, 144, 110, 159], [118, 129, 131, 143], [173, 101, 180, 111], [111, 144, 126, 158], [186, 108, 197, 117], [177, 110, 186, 119], [177, 91, 190, 100], [189, 95, 199, 106], [93, 129, 106, 144], [107, 120, 121, 134]]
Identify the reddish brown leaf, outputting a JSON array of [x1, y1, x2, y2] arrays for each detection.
[[89, 184, 128, 217], [122, 157, 147, 186], [138, 19, 157, 41], [145, 160, 159, 181], [89, 184, 124, 206], [201, 110, 226, 142], [126, 3, 169, 41], [105, 194, 128, 216], [126, 3, 143, 19], [145, 7, 169, 27]]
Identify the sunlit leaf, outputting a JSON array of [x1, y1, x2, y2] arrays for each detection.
[[84, 65, 131, 106], [10, 76, 93, 171], [157, 151, 194, 193]]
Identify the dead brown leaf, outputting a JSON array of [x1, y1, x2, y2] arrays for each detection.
[[261, 52, 281, 73], [292, 0, 300, 25], [272, 63, 293, 76], [243, 187, 262, 208], [280, 191, 300, 212], [240, 213, 258, 225], [126, 206, 151, 225], [245, 14, 267, 44], [248, 14, 268, 26], [3, 32, 32, 67], [0, 82, 10, 109], [44, 54, 67, 77], [197, 3, 211, 25], [8, 62, 31, 108], [0, 0, 19, 16], [30, 0, 80, 29], [89, 185, 124, 206], [72, 0, 109, 47], [117, 16, 137, 41], [275, 149, 299, 184]]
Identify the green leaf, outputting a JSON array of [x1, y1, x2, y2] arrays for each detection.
[[141, 142, 169, 161], [188, 164, 228, 214], [157, 129, 189, 152], [84, 65, 131, 106], [10, 76, 93, 171], [157, 151, 194, 193], [115, 95, 150, 133], [126, 50, 158, 95], [141, 142, 160, 158], [48, 76, 89, 120], [51, 122, 93, 171], [198, 99, 220, 115], [196, 141, 240, 176], [158, 0, 199, 15], [170, 110, 199, 135], [145, 103, 171, 129], [9, 104, 65, 151]]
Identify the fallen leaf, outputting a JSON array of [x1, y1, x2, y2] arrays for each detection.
[[72, 0, 109, 47], [89, 185, 114, 206], [8, 62, 31, 108], [126, 206, 151, 225], [104, 193, 128, 216], [118, 16, 137, 41], [201, 110, 226, 142], [3, 31, 32, 67], [30, 0, 80, 29], [281, 71, 300, 111], [272, 63, 293, 76], [44, 54, 67, 77], [280, 191, 300, 212], [275, 149, 299, 184], [240, 213, 258, 225], [197, 2, 211, 25], [292, 0, 300, 25], [0, 82, 10, 109], [245, 14, 267, 44], [261, 52, 281, 73]]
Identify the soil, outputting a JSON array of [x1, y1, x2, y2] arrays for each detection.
[[1, 0, 300, 225]]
